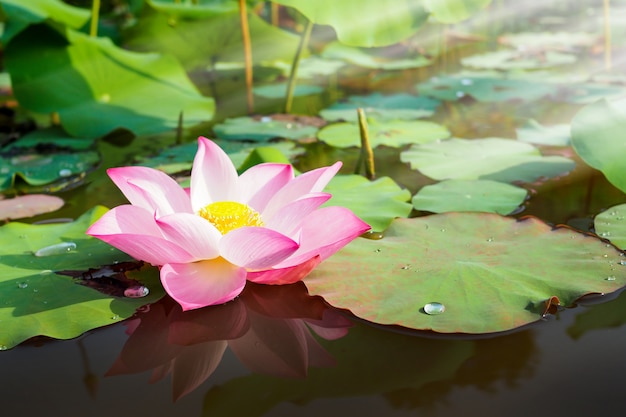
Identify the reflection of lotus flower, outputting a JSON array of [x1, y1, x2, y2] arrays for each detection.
[[107, 283, 351, 400], [87, 137, 370, 310]]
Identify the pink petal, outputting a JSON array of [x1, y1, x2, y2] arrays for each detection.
[[247, 255, 321, 285], [264, 192, 331, 238], [238, 163, 294, 213], [219, 227, 299, 270], [160, 258, 247, 310], [190, 137, 240, 212], [108, 166, 192, 216], [87, 206, 195, 265], [156, 213, 221, 260], [261, 162, 341, 219], [275, 206, 370, 268]]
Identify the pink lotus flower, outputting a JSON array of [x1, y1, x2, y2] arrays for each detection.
[[87, 137, 370, 310]]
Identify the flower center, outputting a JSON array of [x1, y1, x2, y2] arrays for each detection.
[[198, 201, 264, 234]]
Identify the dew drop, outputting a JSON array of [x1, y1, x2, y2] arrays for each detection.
[[0, 345, 7, 351], [111, 315, 120, 320], [401, 264, 411, 270], [260, 116, 272, 123], [17, 282, 28, 289], [374, 248, 382, 253], [39, 270, 53, 276], [487, 237, 494, 242], [123, 286, 149, 298], [440, 228, 446, 232], [606, 276, 616, 281], [34, 242, 77, 257], [424, 302, 445, 315], [362, 231, 384, 240], [619, 260, 626, 266], [456, 91, 466, 98], [460, 78, 473, 85], [58, 169, 72, 177], [600, 231, 611, 237]]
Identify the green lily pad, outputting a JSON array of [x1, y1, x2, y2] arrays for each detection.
[[412, 179, 527, 214], [3, 127, 95, 151], [499, 31, 597, 49], [5, 25, 215, 138], [0, 0, 90, 44], [516, 119, 571, 146], [556, 82, 626, 104], [304, 214, 626, 334], [147, 0, 238, 18], [461, 50, 577, 70], [321, 41, 432, 70], [400, 138, 575, 183], [324, 175, 412, 232], [0, 206, 164, 349], [571, 98, 626, 193], [320, 93, 440, 122], [272, 0, 429, 47], [594, 204, 626, 249], [417, 73, 558, 102], [0, 146, 100, 192], [567, 290, 626, 340], [0, 194, 65, 221], [318, 119, 450, 148], [214, 116, 320, 142], [253, 83, 323, 99], [423, 0, 492, 23]]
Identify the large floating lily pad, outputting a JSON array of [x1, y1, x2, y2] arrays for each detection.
[[322, 41, 431, 70], [424, 0, 492, 23], [412, 179, 527, 214], [272, 0, 429, 47], [516, 119, 571, 146], [5, 25, 215, 138], [325, 175, 412, 232], [571, 97, 626, 193], [304, 214, 626, 334], [318, 119, 449, 148], [0, 207, 164, 349], [461, 50, 577, 70], [214, 116, 321, 142], [594, 204, 626, 249], [320, 93, 440, 122], [400, 138, 575, 183], [253, 83, 323, 99], [0, 194, 65, 221], [499, 31, 597, 50], [417, 73, 558, 102], [556, 82, 626, 104], [3, 127, 95, 151]]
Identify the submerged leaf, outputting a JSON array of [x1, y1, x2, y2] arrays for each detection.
[[304, 214, 626, 334], [320, 93, 440, 122], [0, 206, 164, 349]]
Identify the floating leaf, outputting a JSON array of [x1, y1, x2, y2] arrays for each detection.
[[594, 204, 626, 249], [5, 25, 215, 138], [272, 0, 429, 47], [214, 116, 320, 142], [320, 93, 440, 122], [322, 41, 431, 70], [417, 73, 558, 102], [318, 119, 449, 148], [461, 50, 577, 70], [0, 194, 65, 221], [516, 119, 571, 146], [424, 0, 492, 23], [412, 179, 527, 214], [0, 206, 164, 349], [557, 82, 626, 104], [253, 83, 323, 99], [304, 214, 626, 334], [3, 127, 95, 151], [147, 0, 238, 18], [324, 175, 412, 232], [0, 0, 90, 43], [400, 138, 575, 183], [571, 98, 626, 193], [499, 31, 597, 50]]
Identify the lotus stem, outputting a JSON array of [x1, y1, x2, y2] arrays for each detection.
[[271, 2, 279, 26], [357, 108, 375, 180], [284, 19, 313, 114], [176, 111, 183, 145], [90, 0, 100, 37], [239, 0, 254, 114], [604, 0, 612, 71]]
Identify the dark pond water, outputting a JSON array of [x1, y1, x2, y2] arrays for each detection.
[[3, 0, 626, 416]]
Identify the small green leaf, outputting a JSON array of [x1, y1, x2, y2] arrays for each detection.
[[324, 175, 412, 232], [400, 138, 575, 183], [305, 214, 626, 334], [320, 93, 440, 122], [413, 179, 527, 214], [0, 206, 165, 349], [318, 119, 450, 148], [571, 98, 626, 193]]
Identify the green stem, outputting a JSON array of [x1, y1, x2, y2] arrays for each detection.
[[90, 0, 100, 37], [284, 19, 313, 114], [176, 111, 183, 145], [604, 0, 612, 71], [270, 2, 279, 26], [357, 108, 375, 180], [239, 0, 254, 114]]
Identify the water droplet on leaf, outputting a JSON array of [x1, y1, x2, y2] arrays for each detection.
[[34, 242, 77, 257], [424, 302, 445, 315], [59, 169, 72, 177], [17, 282, 28, 289], [606, 276, 616, 281], [123, 286, 149, 298]]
